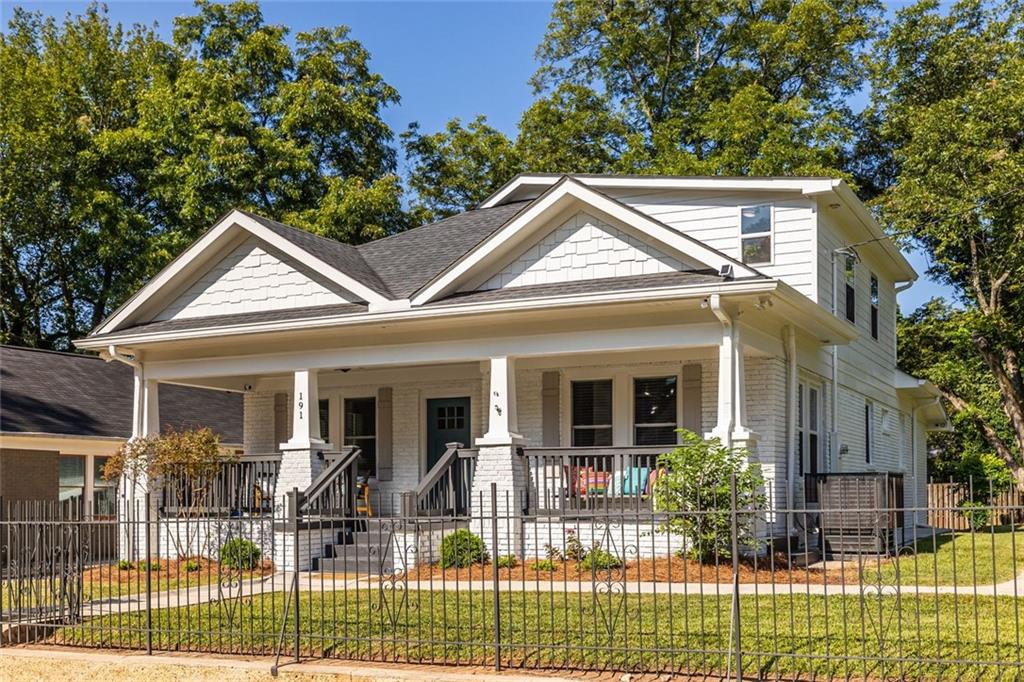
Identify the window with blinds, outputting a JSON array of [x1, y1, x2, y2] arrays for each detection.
[[344, 397, 377, 476], [571, 380, 613, 447], [633, 376, 678, 445]]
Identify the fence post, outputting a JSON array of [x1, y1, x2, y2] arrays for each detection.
[[144, 492, 153, 655], [490, 481, 502, 671], [288, 487, 301, 662], [729, 474, 742, 682]]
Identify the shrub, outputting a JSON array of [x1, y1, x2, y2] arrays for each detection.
[[496, 554, 518, 569], [958, 500, 992, 529], [137, 560, 160, 571], [564, 531, 586, 561], [544, 543, 564, 562], [531, 559, 556, 571], [117, 560, 132, 571], [183, 559, 201, 572], [653, 430, 766, 562], [219, 538, 262, 570], [955, 453, 1014, 503], [580, 546, 622, 571], [439, 529, 488, 568]]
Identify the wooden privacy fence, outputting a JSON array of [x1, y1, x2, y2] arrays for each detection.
[[927, 480, 1024, 529]]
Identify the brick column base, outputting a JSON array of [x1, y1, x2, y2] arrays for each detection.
[[469, 444, 526, 560]]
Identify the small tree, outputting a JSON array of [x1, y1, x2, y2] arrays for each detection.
[[953, 452, 1014, 528], [653, 431, 766, 563]]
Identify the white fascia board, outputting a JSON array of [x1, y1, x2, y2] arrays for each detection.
[[92, 210, 388, 336], [827, 182, 917, 282], [480, 174, 837, 208], [75, 278, 779, 349], [143, 322, 726, 381], [413, 178, 758, 306]]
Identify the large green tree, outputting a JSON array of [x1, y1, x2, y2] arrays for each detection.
[[0, 1, 406, 350], [873, 0, 1024, 478]]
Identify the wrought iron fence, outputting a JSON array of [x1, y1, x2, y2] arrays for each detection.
[[1, 481, 1022, 681]]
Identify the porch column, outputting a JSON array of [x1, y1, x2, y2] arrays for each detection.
[[472, 356, 526, 559], [277, 369, 328, 497], [705, 296, 757, 451], [123, 367, 159, 561]]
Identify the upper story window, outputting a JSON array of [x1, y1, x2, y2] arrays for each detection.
[[870, 274, 880, 340], [844, 256, 856, 323], [740, 205, 772, 265], [633, 376, 678, 445], [571, 380, 613, 447]]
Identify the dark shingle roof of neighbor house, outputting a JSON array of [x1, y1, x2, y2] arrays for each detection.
[[0, 345, 243, 443]]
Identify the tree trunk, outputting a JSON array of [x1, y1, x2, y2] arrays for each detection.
[[974, 334, 1024, 463]]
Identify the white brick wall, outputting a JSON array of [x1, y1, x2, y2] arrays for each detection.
[[522, 519, 676, 560], [156, 237, 352, 320], [480, 211, 687, 290], [243, 392, 277, 454]]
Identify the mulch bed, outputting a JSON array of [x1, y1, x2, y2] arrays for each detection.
[[405, 554, 863, 585], [82, 557, 274, 586]]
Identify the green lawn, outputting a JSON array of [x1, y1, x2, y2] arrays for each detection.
[[871, 526, 1024, 587], [56, 588, 1023, 680]]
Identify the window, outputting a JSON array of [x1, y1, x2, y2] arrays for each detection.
[[797, 384, 805, 476], [318, 399, 330, 441], [864, 400, 874, 463], [59, 456, 85, 510], [870, 274, 879, 340], [633, 376, 677, 445], [797, 384, 821, 479], [93, 456, 117, 517], [844, 256, 856, 323], [740, 205, 772, 264], [344, 398, 376, 476], [571, 380, 613, 447]]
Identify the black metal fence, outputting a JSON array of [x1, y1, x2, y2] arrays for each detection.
[[2, 482, 1022, 681]]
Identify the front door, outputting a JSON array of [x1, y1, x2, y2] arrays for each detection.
[[426, 397, 471, 471]]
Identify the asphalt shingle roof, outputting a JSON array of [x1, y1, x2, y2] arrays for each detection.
[[357, 201, 532, 298], [0, 346, 243, 443]]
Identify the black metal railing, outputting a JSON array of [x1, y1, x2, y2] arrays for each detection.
[[406, 443, 477, 517], [158, 454, 281, 517], [521, 446, 669, 515], [3, 479, 1023, 681]]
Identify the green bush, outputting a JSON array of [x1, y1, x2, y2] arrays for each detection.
[[531, 559, 556, 571], [955, 453, 1014, 503], [183, 559, 201, 572], [544, 543, 564, 562], [219, 538, 261, 570], [564, 531, 586, 561], [958, 500, 992, 529], [439, 529, 488, 568], [496, 554, 518, 569], [137, 560, 160, 570], [653, 430, 766, 562], [580, 547, 622, 571], [117, 560, 132, 571]]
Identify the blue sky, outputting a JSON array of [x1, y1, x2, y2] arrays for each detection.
[[3, 1, 951, 311]]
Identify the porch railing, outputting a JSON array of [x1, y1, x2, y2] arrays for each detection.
[[301, 446, 362, 516], [159, 453, 281, 517], [521, 446, 669, 515], [405, 443, 478, 517]]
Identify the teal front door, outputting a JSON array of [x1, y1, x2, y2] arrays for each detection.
[[426, 397, 471, 470]]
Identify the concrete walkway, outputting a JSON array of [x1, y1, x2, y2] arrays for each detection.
[[65, 565, 1024, 621]]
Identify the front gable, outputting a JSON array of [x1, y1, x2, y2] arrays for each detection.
[[154, 236, 354, 321], [477, 211, 689, 290]]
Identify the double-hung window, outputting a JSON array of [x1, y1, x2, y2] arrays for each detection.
[[870, 274, 880, 340], [344, 397, 377, 476], [740, 205, 772, 265], [864, 400, 874, 464], [844, 256, 857, 323], [633, 376, 678, 445], [571, 380, 613, 447]]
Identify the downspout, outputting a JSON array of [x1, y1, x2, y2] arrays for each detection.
[[910, 397, 941, 526], [829, 252, 840, 472], [102, 344, 140, 368], [783, 326, 798, 508]]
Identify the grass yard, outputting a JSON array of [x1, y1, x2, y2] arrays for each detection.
[[871, 526, 1023, 587], [55, 588, 1023, 681]]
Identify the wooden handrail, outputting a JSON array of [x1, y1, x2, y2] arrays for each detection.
[[301, 445, 361, 512], [521, 445, 671, 457], [410, 442, 478, 516]]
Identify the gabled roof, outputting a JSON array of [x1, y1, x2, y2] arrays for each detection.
[[0, 345, 243, 442], [357, 201, 531, 298]]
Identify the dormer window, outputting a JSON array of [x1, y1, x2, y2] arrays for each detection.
[[740, 205, 772, 265]]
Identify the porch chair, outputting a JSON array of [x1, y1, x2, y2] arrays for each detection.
[[355, 480, 373, 517]]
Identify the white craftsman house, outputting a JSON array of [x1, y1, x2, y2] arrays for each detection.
[[75, 174, 948, 566]]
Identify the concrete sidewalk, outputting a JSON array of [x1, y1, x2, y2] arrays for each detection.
[[0, 647, 594, 682]]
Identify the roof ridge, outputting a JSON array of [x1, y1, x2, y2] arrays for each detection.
[[1, 344, 101, 360]]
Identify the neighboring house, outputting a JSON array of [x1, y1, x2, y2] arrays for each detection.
[[0, 345, 243, 513], [72, 174, 948, 561]]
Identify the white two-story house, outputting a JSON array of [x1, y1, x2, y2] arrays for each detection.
[[75, 174, 948, 565]]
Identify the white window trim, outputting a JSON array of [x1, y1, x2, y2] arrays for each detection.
[[797, 377, 824, 478], [560, 364, 683, 447], [737, 204, 775, 266]]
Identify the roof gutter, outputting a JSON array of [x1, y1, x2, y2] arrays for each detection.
[[101, 344, 140, 368]]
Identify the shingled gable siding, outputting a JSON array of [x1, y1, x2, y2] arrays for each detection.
[[479, 211, 687, 290], [155, 236, 353, 321]]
